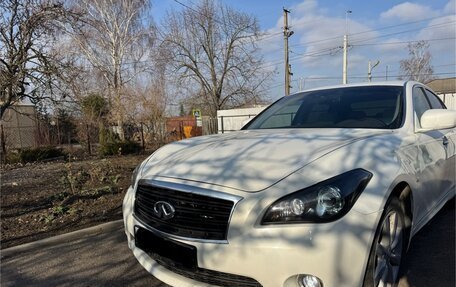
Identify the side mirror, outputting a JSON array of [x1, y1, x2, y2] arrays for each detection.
[[419, 109, 456, 131]]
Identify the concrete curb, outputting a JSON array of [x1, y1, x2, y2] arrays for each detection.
[[1, 220, 123, 258]]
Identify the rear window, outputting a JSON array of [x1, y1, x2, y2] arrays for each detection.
[[245, 86, 404, 130]]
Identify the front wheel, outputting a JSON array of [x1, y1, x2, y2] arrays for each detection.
[[364, 197, 406, 287]]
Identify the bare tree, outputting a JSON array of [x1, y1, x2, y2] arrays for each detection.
[[67, 0, 156, 140], [163, 0, 271, 117], [399, 40, 434, 83], [0, 0, 77, 120]]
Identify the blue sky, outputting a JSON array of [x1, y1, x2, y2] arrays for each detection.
[[151, 0, 455, 100]]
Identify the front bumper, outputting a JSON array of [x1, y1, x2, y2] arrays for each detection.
[[123, 185, 380, 287]]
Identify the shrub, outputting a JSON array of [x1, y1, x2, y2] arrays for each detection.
[[5, 151, 21, 164], [118, 140, 142, 154], [98, 124, 119, 146], [19, 146, 66, 163], [98, 140, 141, 156]]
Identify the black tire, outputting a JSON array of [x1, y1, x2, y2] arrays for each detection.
[[363, 197, 407, 287]]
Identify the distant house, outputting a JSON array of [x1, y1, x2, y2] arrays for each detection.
[[1, 104, 38, 149], [427, 78, 456, 110]]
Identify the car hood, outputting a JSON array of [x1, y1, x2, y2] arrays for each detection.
[[141, 129, 389, 192]]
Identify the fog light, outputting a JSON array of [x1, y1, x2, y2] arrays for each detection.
[[298, 274, 323, 287]]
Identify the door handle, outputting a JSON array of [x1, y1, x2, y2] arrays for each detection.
[[442, 136, 449, 146]]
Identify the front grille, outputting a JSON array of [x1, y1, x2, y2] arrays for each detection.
[[156, 257, 263, 287], [134, 183, 235, 240]]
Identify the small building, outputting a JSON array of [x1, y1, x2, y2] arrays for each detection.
[[217, 106, 267, 133], [1, 104, 38, 149], [427, 78, 456, 110]]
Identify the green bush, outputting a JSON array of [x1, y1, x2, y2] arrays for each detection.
[[98, 140, 141, 156], [6, 151, 21, 164], [98, 124, 118, 146], [19, 146, 66, 163]]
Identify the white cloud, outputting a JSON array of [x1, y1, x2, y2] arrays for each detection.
[[417, 15, 456, 56], [417, 15, 456, 39], [444, 0, 455, 14], [293, 0, 318, 15], [380, 2, 439, 22], [258, 30, 282, 54], [289, 11, 378, 70], [373, 38, 411, 53], [259, 0, 454, 96]]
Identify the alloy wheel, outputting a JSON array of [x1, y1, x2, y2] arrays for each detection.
[[373, 210, 404, 287]]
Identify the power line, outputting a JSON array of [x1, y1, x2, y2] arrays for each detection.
[[348, 64, 456, 77], [347, 15, 450, 38], [351, 37, 456, 47], [350, 21, 456, 44], [264, 20, 450, 57], [171, 0, 280, 44], [261, 71, 456, 93], [290, 46, 342, 57], [291, 72, 456, 81], [258, 82, 285, 93], [288, 15, 449, 49], [260, 34, 453, 71], [80, 35, 454, 71], [256, 31, 283, 42], [287, 21, 455, 56], [258, 48, 341, 70]]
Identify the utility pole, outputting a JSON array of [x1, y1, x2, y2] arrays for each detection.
[[368, 60, 380, 82], [342, 10, 352, 84], [385, 65, 389, 81], [283, 8, 293, 95]]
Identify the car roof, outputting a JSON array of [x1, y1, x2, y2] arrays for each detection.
[[294, 81, 408, 94]]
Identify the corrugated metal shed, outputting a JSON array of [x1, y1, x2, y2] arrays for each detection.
[[427, 78, 456, 110], [1, 104, 37, 149], [427, 78, 456, 94]]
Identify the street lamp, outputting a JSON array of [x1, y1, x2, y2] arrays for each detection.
[[368, 60, 380, 82], [345, 10, 352, 34]]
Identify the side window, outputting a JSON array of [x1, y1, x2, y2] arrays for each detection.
[[259, 102, 300, 128], [413, 87, 431, 127], [425, 89, 447, 109]]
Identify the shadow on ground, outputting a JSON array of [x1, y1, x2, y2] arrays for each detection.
[[1, 199, 454, 287], [1, 227, 167, 287], [399, 198, 455, 287]]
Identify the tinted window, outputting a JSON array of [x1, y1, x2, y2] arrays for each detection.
[[245, 86, 404, 130], [413, 87, 431, 127], [425, 89, 446, 109], [258, 102, 300, 128]]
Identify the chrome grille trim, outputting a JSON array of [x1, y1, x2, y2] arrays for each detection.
[[133, 179, 242, 243]]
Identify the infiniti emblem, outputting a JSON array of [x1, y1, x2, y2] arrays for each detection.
[[153, 201, 175, 220]]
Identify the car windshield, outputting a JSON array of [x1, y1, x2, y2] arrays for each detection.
[[244, 86, 404, 130]]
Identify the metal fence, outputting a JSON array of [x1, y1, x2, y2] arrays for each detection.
[[218, 114, 257, 133], [438, 93, 456, 110], [135, 116, 218, 146], [216, 106, 267, 133]]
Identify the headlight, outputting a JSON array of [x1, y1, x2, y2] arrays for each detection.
[[131, 165, 140, 188], [261, 169, 372, 224]]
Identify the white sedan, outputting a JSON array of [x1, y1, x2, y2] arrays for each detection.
[[123, 81, 456, 287]]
